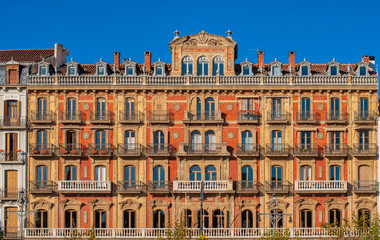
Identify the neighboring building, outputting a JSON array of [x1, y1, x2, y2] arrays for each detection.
[[24, 31, 378, 238], [0, 45, 68, 238]]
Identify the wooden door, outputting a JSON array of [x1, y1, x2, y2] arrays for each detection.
[[5, 170, 18, 198], [5, 207, 18, 236]]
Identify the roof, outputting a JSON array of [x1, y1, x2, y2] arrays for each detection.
[[0, 49, 55, 63]]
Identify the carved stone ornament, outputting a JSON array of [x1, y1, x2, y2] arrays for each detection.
[[174, 104, 181, 111], [226, 104, 233, 111], [82, 104, 89, 111], [173, 132, 180, 139], [227, 132, 235, 139], [317, 104, 324, 111], [184, 31, 223, 46], [83, 132, 90, 139], [317, 132, 324, 139]]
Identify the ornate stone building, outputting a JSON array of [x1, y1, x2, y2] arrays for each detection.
[[24, 31, 378, 238]]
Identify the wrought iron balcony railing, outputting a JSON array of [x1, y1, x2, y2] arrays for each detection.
[[178, 143, 230, 156], [265, 144, 291, 156], [87, 143, 112, 156], [325, 111, 348, 123], [352, 143, 377, 156], [266, 111, 290, 123], [235, 143, 260, 156], [146, 144, 172, 156], [0, 188, 20, 199], [148, 110, 172, 123], [183, 111, 223, 123], [294, 143, 318, 157], [58, 144, 82, 156], [265, 181, 291, 193], [354, 111, 377, 123], [324, 143, 348, 156], [147, 180, 170, 193], [117, 143, 142, 156], [29, 180, 54, 193], [89, 110, 112, 123], [236, 180, 260, 193], [119, 111, 142, 123], [295, 111, 318, 123], [59, 111, 82, 123], [353, 180, 379, 193], [29, 144, 54, 156], [30, 110, 54, 123], [237, 111, 259, 123], [0, 150, 25, 162], [0, 116, 26, 127], [117, 181, 144, 193]]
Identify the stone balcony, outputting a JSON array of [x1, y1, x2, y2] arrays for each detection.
[[182, 111, 223, 124], [118, 111, 142, 124], [58, 180, 111, 193], [294, 180, 347, 193], [172, 180, 233, 193], [176, 143, 230, 157]]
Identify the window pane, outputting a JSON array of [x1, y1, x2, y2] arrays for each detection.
[[301, 66, 308, 76], [360, 66, 366, 76], [331, 66, 337, 75], [243, 66, 250, 75], [156, 67, 163, 75]]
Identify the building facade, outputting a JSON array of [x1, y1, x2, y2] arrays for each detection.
[[23, 31, 378, 238]]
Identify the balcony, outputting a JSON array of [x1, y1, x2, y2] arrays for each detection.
[[59, 111, 82, 124], [117, 181, 144, 194], [58, 180, 111, 193], [265, 144, 291, 157], [352, 144, 377, 157], [325, 111, 348, 124], [87, 143, 112, 157], [0, 116, 26, 129], [237, 111, 259, 124], [294, 144, 318, 157], [182, 111, 223, 124], [146, 144, 172, 157], [354, 111, 377, 124], [266, 111, 289, 124], [148, 110, 172, 124], [177, 143, 230, 157], [119, 111, 142, 124], [265, 181, 291, 193], [173, 180, 233, 193], [147, 180, 170, 194], [295, 180, 347, 193], [324, 144, 348, 157], [58, 144, 82, 157], [29, 144, 54, 157], [117, 143, 142, 157], [235, 143, 260, 157], [30, 111, 54, 124], [295, 111, 318, 124], [353, 180, 378, 193], [236, 181, 260, 194], [0, 188, 20, 200], [89, 110, 112, 124], [0, 150, 25, 163], [29, 180, 54, 194]]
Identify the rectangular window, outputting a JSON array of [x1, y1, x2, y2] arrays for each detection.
[[9, 70, 18, 84], [300, 132, 311, 149], [331, 66, 338, 76], [39, 67, 47, 76], [272, 66, 280, 76], [127, 67, 134, 75], [98, 67, 105, 75], [330, 132, 340, 150], [243, 65, 250, 75], [359, 131, 369, 150], [360, 66, 366, 76], [68, 67, 76, 75], [301, 66, 308, 76], [156, 67, 163, 76]]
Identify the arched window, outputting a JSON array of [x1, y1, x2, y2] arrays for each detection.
[[197, 56, 209, 76], [95, 165, 106, 181], [301, 98, 311, 119], [212, 56, 224, 76], [153, 130, 165, 151], [242, 130, 253, 150], [38, 98, 47, 120], [65, 210, 77, 228], [123, 210, 136, 228], [66, 98, 77, 120], [198, 210, 209, 228], [205, 165, 216, 181], [35, 210, 48, 228], [125, 130, 136, 150], [271, 209, 283, 228], [125, 98, 135, 120], [205, 98, 215, 120], [190, 165, 201, 181], [96, 98, 106, 120], [300, 209, 312, 228], [36, 165, 48, 189], [191, 130, 202, 151], [271, 130, 282, 151], [358, 209, 370, 227], [124, 165, 136, 187], [184, 209, 192, 227], [300, 165, 311, 181], [242, 210, 253, 228], [205, 130, 216, 151], [242, 166, 253, 189], [94, 210, 106, 228], [153, 165, 165, 188], [329, 165, 341, 180], [359, 98, 369, 119], [182, 56, 193, 76], [37, 130, 48, 151], [329, 209, 341, 226], [153, 210, 165, 228], [95, 130, 106, 151], [212, 210, 224, 228], [330, 98, 340, 119], [65, 165, 76, 180]]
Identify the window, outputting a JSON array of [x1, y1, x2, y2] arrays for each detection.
[[242, 210, 253, 228], [191, 130, 202, 151], [153, 130, 165, 151], [126, 67, 134, 76], [330, 98, 340, 119], [329, 165, 341, 180], [67, 98, 77, 120], [300, 166, 311, 181], [359, 98, 369, 119], [330, 132, 340, 150], [196, 97, 202, 119], [205, 165, 216, 181], [39, 66, 48, 76], [300, 132, 311, 150], [38, 98, 47, 120], [271, 210, 283, 228], [358, 209, 370, 227], [6, 100, 18, 125], [331, 66, 338, 76], [35, 210, 48, 228], [242, 130, 253, 150], [205, 97, 215, 120], [184, 209, 192, 227], [95, 165, 106, 181], [6, 133, 17, 161], [205, 130, 216, 151], [198, 210, 209, 228], [272, 66, 281, 76], [153, 210, 165, 228], [68, 67, 76, 76], [197, 56, 209, 76], [272, 98, 282, 119], [190, 165, 201, 181], [301, 98, 310, 119], [156, 67, 163, 76], [271, 131, 282, 151], [124, 165, 136, 187], [94, 210, 106, 228], [241, 98, 257, 120], [95, 131, 107, 151], [123, 210, 136, 228], [66, 131, 77, 151], [37, 130, 48, 151], [271, 166, 283, 189], [358, 165, 371, 190], [360, 66, 366, 76], [125, 131, 135, 150], [65, 210, 77, 228], [96, 98, 106, 120], [125, 98, 135, 120], [300, 209, 312, 228], [301, 66, 309, 76], [65, 166, 77, 180], [98, 67, 106, 76], [36, 165, 48, 188], [212, 210, 224, 228], [182, 56, 193, 75], [242, 65, 250, 76], [212, 56, 224, 76], [153, 165, 165, 187], [359, 131, 369, 150], [242, 166, 253, 189], [329, 209, 341, 226]]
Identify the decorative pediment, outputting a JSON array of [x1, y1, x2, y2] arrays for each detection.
[[31, 198, 54, 209], [237, 199, 259, 208], [323, 198, 348, 209], [88, 198, 112, 211], [119, 199, 142, 210], [169, 31, 237, 49], [354, 198, 377, 210], [148, 199, 171, 209], [59, 198, 83, 211], [295, 198, 319, 209], [266, 199, 289, 210]]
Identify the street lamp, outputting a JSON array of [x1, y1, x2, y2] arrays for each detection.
[[199, 181, 205, 236], [257, 194, 292, 229]]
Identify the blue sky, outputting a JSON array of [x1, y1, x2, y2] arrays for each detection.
[[1, 0, 379, 67]]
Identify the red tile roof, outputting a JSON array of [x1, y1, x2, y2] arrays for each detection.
[[0, 49, 55, 63]]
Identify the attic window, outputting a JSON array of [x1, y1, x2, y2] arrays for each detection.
[[301, 66, 309, 76], [331, 66, 338, 76], [126, 67, 134, 76], [243, 65, 250, 76], [272, 66, 281, 76], [39, 66, 48, 76], [98, 66, 105, 76], [360, 66, 366, 76], [68, 67, 76, 76], [156, 67, 163, 76]]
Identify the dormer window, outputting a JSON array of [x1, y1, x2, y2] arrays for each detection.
[[182, 56, 193, 76], [68, 67, 76, 76], [272, 66, 281, 76], [360, 66, 366, 76], [197, 56, 209, 76], [39, 66, 48, 76], [301, 66, 309, 76], [156, 67, 163, 76], [243, 65, 250, 75], [97, 66, 105, 76], [331, 66, 338, 76], [126, 67, 134, 76]]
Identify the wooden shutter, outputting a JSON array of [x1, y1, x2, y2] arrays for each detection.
[[5, 207, 18, 235], [13, 134, 18, 160], [9, 70, 18, 84], [5, 170, 18, 197], [4, 100, 8, 118]]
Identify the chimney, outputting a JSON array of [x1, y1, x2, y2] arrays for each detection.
[[144, 51, 151, 70], [114, 52, 120, 71], [288, 51, 295, 69], [362, 55, 370, 64], [54, 43, 64, 66], [257, 51, 264, 69]]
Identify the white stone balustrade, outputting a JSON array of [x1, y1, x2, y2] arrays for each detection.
[[173, 180, 233, 192], [58, 180, 111, 192], [295, 180, 347, 192]]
